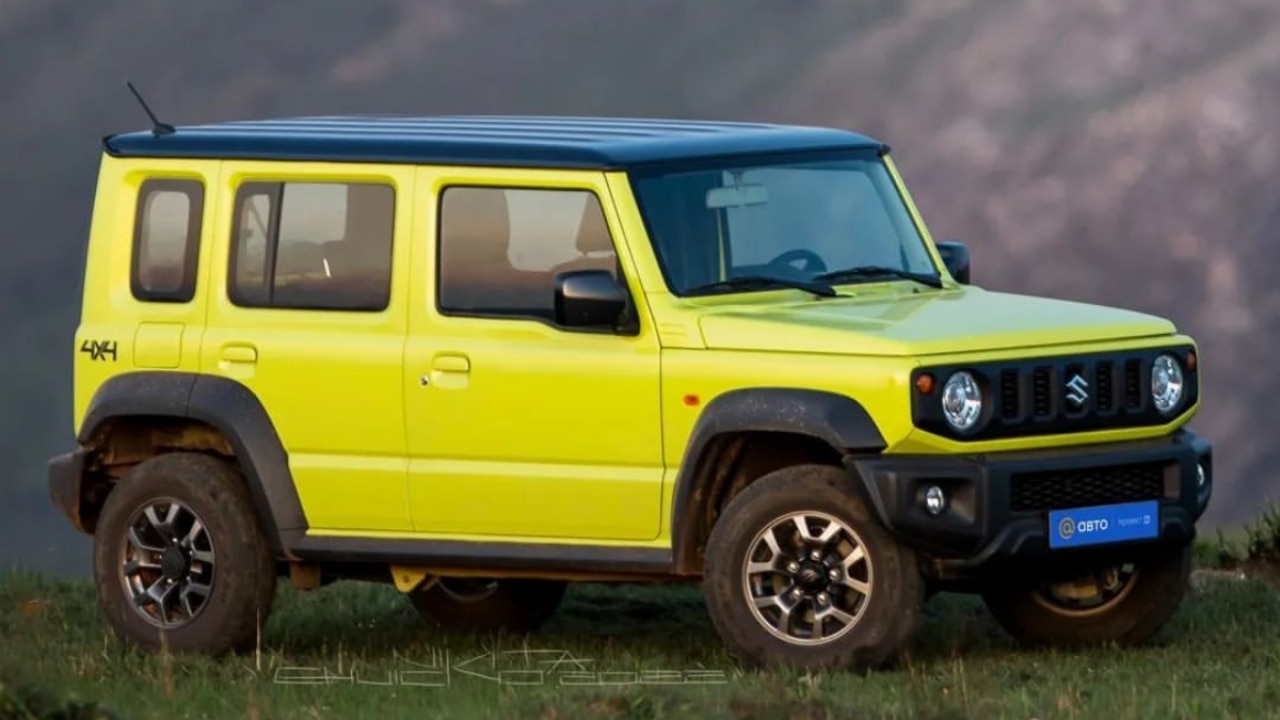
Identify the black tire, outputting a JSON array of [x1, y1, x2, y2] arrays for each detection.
[[92, 452, 277, 654], [702, 463, 925, 671], [408, 577, 567, 633], [981, 543, 1193, 649]]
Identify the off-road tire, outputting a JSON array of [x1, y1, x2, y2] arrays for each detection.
[[93, 452, 277, 654], [702, 463, 925, 671], [408, 578, 567, 633], [981, 542, 1193, 649]]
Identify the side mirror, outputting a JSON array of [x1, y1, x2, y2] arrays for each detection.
[[554, 269, 628, 329], [935, 240, 971, 285]]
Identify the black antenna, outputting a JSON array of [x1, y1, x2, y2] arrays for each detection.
[[125, 81, 175, 136]]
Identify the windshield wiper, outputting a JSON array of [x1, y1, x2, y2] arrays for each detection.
[[684, 275, 839, 298], [814, 265, 944, 289]]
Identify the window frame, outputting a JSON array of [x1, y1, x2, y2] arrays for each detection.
[[226, 179, 396, 313], [130, 178, 205, 304], [433, 182, 635, 335]]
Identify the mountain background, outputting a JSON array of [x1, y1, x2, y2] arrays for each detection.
[[2, 0, 1278, 576]]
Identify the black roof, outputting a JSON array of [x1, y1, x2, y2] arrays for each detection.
[[102, 115, 885, 170]]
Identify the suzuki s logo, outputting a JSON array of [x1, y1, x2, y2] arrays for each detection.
[[1065, 373, 1089, 407]]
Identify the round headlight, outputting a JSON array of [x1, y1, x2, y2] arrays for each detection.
[[1151, 354, 1184, 414], [941, 371, 983, 431]]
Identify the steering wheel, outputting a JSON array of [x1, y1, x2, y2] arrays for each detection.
[[767, 248, 827, 274]]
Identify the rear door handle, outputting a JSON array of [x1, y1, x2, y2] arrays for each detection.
[[432, 354, 470, 373], [221, 344, 258, 364]]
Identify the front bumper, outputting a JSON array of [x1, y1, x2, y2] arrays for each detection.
[[846, 428, 1212, 572]]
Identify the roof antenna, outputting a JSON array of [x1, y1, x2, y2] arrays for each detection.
[[125, 81, 175, 136]]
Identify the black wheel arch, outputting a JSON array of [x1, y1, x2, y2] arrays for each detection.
[[77, 371, 306, 558], [669, 387, 887, 573]]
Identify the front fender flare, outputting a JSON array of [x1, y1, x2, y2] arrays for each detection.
[[669, 387, 887, 568]]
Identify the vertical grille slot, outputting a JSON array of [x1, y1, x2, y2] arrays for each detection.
[[1095, 360, 1114, 414], [1124, 359, 1143, 410], [1000, 369, 1020, 420], [1032, 366, 1053, 417]]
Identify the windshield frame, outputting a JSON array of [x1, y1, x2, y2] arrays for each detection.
[[625, 147, 943, 299]]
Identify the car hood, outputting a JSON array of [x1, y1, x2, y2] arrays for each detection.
[[696, 286, 1177, 357]]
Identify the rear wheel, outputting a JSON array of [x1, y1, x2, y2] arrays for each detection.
[[701, 464, 925, 671], [92, 452, 277, 654], [408, 577, 567, 633], [981, 543, 1193, 648]]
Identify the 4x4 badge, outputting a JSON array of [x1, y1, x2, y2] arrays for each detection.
[[1065, 373, 1089, 407]]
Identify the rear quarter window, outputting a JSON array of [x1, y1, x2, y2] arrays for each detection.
[[131, 179, 204, 303]]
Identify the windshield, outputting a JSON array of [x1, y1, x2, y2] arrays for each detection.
[[629, 151, 939, 296]]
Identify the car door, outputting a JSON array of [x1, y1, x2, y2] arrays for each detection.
[[201, 162, 414, 533], [404, 166, 664, 541]]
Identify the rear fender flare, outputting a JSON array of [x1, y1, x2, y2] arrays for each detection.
[[78, 371, 306, 557]]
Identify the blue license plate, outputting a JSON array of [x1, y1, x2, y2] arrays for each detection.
[[1048, 500, 1159, 549]]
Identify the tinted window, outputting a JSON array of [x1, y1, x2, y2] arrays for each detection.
[[132, 179, 203, 302], [229, 181, 395, 311], [437, 186, 618, 319]]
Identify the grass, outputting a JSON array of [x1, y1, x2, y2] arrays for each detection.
[[3, 533, 1280, 720]]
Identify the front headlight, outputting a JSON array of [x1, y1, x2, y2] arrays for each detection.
[[941, 371, 983, 431], [1151, 354, 1184, 414]]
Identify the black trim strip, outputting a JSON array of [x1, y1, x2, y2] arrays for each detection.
[[290, 536, 673, 574]]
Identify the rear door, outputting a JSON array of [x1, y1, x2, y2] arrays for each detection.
[[200, 162, 415, 533]]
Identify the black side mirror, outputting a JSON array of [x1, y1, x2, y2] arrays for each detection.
[[935, 240, 971, 285], [554, 269, 628, 329]]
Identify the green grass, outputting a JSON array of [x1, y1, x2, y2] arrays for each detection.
[[2, 554, 1280, 720]]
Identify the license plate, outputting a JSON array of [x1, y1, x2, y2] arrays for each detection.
[[1048, 500, 1159, 549]]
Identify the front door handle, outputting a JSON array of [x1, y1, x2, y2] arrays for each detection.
[[221, 344, 258, 364], [426, 353, 471, 390]]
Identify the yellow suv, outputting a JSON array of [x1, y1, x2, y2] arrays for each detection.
[[48, 112, 1212, 671]]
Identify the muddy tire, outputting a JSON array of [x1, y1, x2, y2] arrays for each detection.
[[92, 452, 277, 654], [702, 463, 925, 671], [981, 543, 1193, 648], [408, 578, 567, 633]]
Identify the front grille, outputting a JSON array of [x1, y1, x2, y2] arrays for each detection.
[[1006, 358, 1143, 422], [1009, 461, 1168, 513], [910, 345, 1198, 441]]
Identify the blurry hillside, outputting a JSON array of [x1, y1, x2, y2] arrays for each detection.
[[1, 0, 1278, 571]]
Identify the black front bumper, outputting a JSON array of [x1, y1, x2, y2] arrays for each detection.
[[846, 428, 1212, 572]]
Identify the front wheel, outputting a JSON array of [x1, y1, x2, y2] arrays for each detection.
[[702, 464, 925, 671], [981, 543, 1193, 649]]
